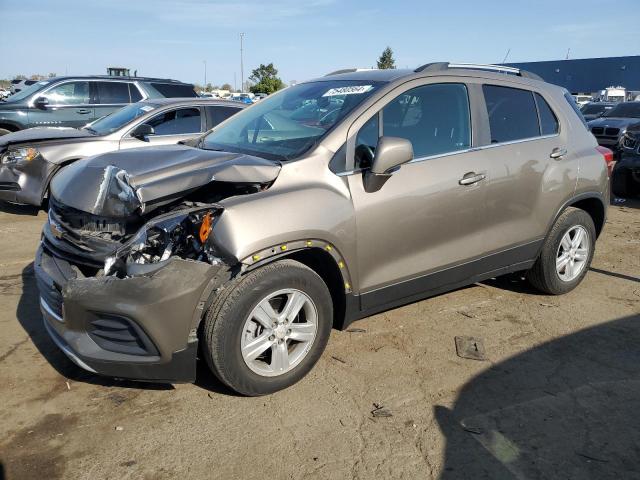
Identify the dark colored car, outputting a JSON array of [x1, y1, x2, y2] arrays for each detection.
[[0, 99, 244, 206], [0, 76, 197, 135], [614, 123, 640, 197], [587, 102, 640, 154], [580, 101, 615, 121]]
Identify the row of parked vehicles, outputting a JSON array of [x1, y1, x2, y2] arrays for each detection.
[[580, 100, 640, 197], [0, 64, 611, 395]]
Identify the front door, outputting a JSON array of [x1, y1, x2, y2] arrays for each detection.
[[346, 82, 489, 310], [28, 80, 94, 128]]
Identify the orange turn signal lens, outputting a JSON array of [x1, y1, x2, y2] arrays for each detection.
[[199, 212, 213, 243]]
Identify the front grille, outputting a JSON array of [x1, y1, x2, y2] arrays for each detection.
[[605, 127, 620, 136], [36, 275, 63, 320], [88, 315, 159, 356], [592, 127, 604, 135]]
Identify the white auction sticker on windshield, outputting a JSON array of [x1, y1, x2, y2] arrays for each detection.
[[322, 85, 373, 97]]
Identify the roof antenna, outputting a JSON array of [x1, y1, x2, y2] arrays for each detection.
[[502, 48, 511, 63], [565, 48, 570, 60]]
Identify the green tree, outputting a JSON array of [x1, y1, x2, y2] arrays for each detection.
[[377, 47, 396, 69], [249, 63, 285, 94], [205, 82, 212, 91], [221, 83, 233, 91]]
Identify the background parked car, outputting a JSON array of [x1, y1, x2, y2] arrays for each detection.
[[614, 122, 640, 198], [10, 79, 37, 94], [0, 98, 244, 206], [580, 101, 615, 121], [587, 101, 640, 155], [0, 76, 197, 135]]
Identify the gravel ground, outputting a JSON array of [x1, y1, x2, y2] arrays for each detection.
[[0, 198, 638, 480]]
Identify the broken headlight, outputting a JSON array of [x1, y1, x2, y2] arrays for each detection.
[[1, 146, 39, 164], [104, 206, 222, 276]]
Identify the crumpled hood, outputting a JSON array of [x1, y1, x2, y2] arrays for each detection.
[[50, 144, 281, 217], [588, 117, 640, 129], [0, 127, 94, 149]]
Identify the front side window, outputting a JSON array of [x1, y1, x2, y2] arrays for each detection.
[[483, 85, 540, 143], [96, 82, 131, 104], [534, 93, 559, 136], [146, 107, 202, 135], [202, 80, 383, 161], [354, 83, 471, 168], [43, 81, 90, 105], [206, 105, 242, 127]]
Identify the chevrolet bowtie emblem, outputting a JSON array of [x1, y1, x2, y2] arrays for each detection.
[[49, 219, 64, 239]]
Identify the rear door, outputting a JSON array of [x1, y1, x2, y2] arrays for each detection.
[[345, 80, 490, 308], [119, 106, 205, 149], [27, 80, 93, 128], [93, 81, 134, 122], [477, 84, 576, 257]]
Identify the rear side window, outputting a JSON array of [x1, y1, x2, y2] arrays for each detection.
[[146, 107, 202, 135], [563, 92, 588, 128], [534, 93, 559, 136], [96, 82, 131, 104], [151, 83, 198, 98], [129, 84, 143, 102], [206, 106, 241, 127], [483, 85, 540, 143]]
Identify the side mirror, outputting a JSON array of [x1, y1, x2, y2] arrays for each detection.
[[131, 123, 154, 140], [34, 97, 49, 109], [363, 136, 413, 192]]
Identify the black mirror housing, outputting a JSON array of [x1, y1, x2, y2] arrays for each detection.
[[131, 123, 154, 140], [34, 97, 49, 109]]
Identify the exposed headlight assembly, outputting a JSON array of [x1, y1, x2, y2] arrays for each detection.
[[104, 206, 222, 276], [1, 146, 39, 164]]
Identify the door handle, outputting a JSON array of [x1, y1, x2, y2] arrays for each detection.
[[76, 109, 91, 114], [459, 172, 486, 186], [550, 147, 567, 159]]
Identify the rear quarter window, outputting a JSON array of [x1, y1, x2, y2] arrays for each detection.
[[150, 83, 198, 98], [534, 93, 559, 136], [563, 92, 588, 128]]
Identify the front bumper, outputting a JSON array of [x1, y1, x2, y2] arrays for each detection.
[[0, 156, 54, 206], [35, 244, 229, 383]]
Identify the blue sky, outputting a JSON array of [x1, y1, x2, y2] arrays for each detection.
[[3, 0, 639, 86]]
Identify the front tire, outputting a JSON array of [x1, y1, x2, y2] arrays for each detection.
[[202, 259, 333, 396], [527, 207, 596, 295]]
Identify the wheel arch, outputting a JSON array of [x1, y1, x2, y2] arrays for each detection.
[[0, 121, 21, 133], [41, 157, 84, 203], [548, 192, 606, 240]]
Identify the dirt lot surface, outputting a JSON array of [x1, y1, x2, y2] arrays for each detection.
[[0, 199, 638, 480]]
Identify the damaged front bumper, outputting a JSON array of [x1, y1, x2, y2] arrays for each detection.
[[35, 244, 230, 383], [0, 156, 55, 206]]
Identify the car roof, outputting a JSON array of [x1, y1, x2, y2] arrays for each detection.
[[138, 98, 246, 107], [45, 75, 192, 85]]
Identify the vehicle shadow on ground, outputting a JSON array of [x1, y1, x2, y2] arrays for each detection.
[[0, 201, 41, 216], [16, 263, 236, 395], [481, 273, 544, 295], [435, 313, 640, 479]]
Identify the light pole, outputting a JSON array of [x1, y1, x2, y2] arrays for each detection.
[[203, 60, 207, 89], [240, 32, 245, 93]]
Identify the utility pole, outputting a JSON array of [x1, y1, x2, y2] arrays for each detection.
[[203, 60, 207, 89], [240, 32, 245, 93]]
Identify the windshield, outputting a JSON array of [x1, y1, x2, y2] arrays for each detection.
[[581, 104, 610, 115], [4, 81, 50, 102], [202, 80, 383, 161], [85, 103, 159, 135], [603, 103, 640, 118]]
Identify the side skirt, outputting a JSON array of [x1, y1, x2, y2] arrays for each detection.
[[342, 240, 541, 329]]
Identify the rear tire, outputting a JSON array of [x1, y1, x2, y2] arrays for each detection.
[[202, 259, 333, 396], [0, 128, 12, 136], [527, 207, 596, 295], [612, 168, 631, 198]]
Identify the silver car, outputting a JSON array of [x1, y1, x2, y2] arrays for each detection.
[[0, 98, 244, 206]]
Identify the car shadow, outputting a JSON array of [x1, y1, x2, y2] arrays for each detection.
[[435, 313, 640, 479], [0, 201, 41, 216], [481, 273, 545, 295]]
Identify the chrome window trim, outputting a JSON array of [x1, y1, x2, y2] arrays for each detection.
[[335, 133, 559, 177]]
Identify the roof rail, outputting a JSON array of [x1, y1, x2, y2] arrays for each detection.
[[414, 62, 543, 81], [324, 68, 375, 76]]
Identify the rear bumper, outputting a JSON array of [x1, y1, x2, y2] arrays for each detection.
[[35, 244, 228, 383], [0, 157, 54, 206]]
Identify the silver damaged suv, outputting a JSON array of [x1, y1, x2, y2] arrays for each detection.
[[35, 63, 610, 395]]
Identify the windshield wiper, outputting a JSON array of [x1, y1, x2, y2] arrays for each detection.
[[83, 127, 98, 134]]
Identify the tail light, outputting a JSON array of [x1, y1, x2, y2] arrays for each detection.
[[596, 145, 614, 177]]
